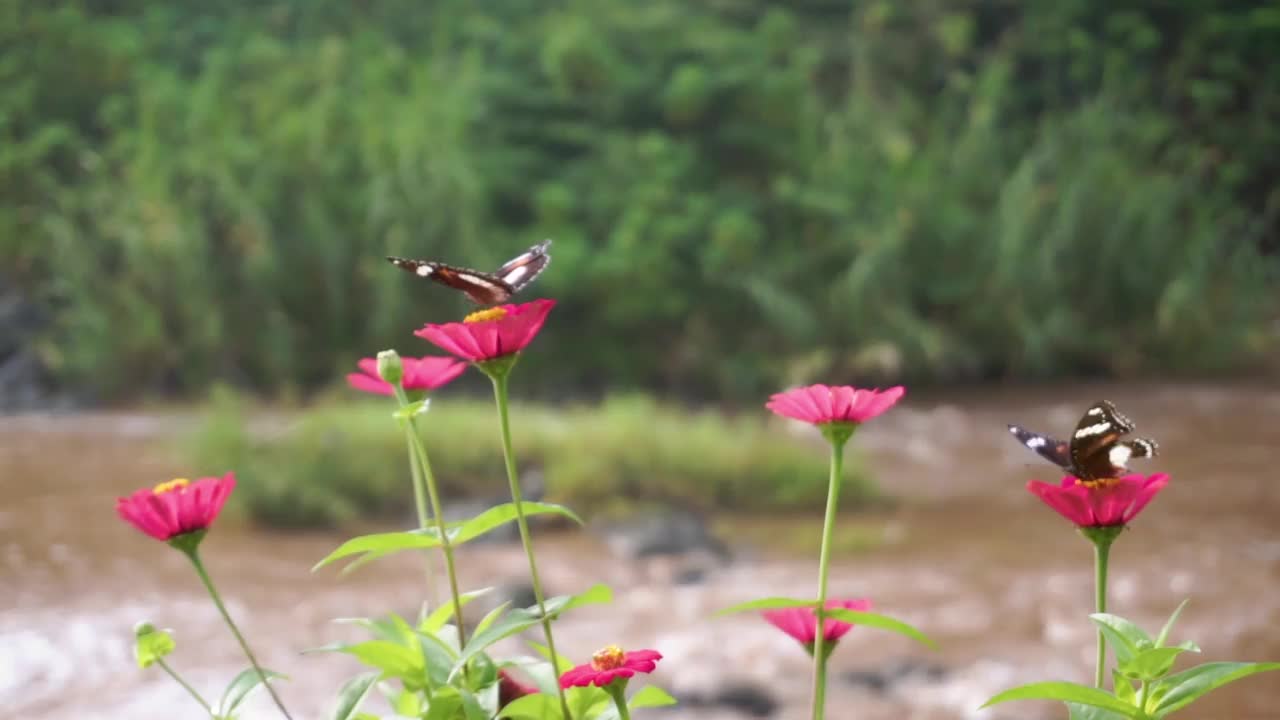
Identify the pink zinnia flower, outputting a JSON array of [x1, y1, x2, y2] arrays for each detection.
[[415, 299, 555, 362], [766, 384, 904, 426], [764, 598, 873, 653], [116, 473, 236, 541], [559, 645, 662, 689], [1027, 473, 1170, 528], [498, 669, 539, 708], [346, 355, 465, 396]]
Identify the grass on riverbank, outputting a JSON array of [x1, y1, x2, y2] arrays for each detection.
[[187, 389, 876, 529]]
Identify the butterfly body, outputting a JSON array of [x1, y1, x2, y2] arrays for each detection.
[[1008, 400, 1158, 480], [387, 240, 551, 305]]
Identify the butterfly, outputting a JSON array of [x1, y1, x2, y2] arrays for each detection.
[[386, 240, 552, 305], [1008, 400, 1158, 481]]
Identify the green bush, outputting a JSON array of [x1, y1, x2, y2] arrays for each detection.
[[186, 389, 875, 529], [4, 2, 1278, 401]]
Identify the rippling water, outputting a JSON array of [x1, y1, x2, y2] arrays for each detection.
[[3, 383, 1279, 719]]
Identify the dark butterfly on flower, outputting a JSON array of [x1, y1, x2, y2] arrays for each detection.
[[387, 240, 552, 305], [1008, 400, 1158, 481]]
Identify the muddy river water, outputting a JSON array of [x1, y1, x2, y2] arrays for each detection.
[[2, 383, 1278, 719]]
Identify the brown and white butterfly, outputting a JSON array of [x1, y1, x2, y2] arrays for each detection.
[[386, 240, 551, 305], [1008, 400, 1158, 481]]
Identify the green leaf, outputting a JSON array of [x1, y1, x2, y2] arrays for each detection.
[[527, 641, 575, 673], [394, 686, 425, 716], [594, 685, 677, 720], [714, 597, 816, 615], [1090, 614, 1154, 664], [567, 685, 610, 719], [312, 503, 584, 571], [629, 685, 677, 708], [454, 585, 611, 675], [824, 609, 937, 649], [331, 672, 379, 720], [133, 625, 176, 669], [451, 502, 584, 546], [1154, 599, 1190, 648], [420, 588, 493, 633], [1149, 661, 1280, 715], [981, 681, 1143, 718], [460, 688, 490, 720], [1068, 702, 1133, 720], [498, 694, 560, 720], [332, 640, 424, 678], [455, 608, 545, 674], [312, 531, 439, 571], [393, 399, 430, 420], [504, 654, 564, 696], [419, 632, 458, 684], [471, 602, 513, 640], [330, 616, 403, 644], [1112, 670, 1137, 706], [542, 583, 613, 618], [217, 667, 288, 716], [386, 613, 419, 645], [1119, 646, 1195, 681]]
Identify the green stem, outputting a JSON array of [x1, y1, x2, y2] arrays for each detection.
[[405, 422, 470, 664], [398, 407, 439, 611], [184, 549, 293, 720], [1094, 537, 1113, 689], [605, 682, 632, 720], [491, 371, 572, 720], [392, 387, 468, 666], [810, 439, 845, 720], [156, 658, 212, 715]]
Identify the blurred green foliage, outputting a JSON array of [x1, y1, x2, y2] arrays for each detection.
[[3, 1, 1278, 400], [188, 388, 871, 529]]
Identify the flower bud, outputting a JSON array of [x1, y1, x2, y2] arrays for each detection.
[[376, 349, 403, 386]]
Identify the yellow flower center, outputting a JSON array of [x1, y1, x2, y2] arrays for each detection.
[[590, 644, 626, 671], [464, 307, 508, 324], [152, 478, 190, 495], [1075, 477, 1120, 489]]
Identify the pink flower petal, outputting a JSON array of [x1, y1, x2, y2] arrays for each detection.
[[416, 300, 556, 363], [116, 473, 236, 541], [1028, 474, 1169, 528], [346, 372, 393, 396], [1120, 473, 1169, 524], [767, 384, 905, 426]]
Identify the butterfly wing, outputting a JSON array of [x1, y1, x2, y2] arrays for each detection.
[[1126, 438, 1158, 459], [1008, 425, 1073, 470], [1069, 400, 1137, 480], [493, 239, 552, 292], [385, 256, 513, 305]]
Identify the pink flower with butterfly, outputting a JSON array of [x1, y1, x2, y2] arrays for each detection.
[[1027, 473, 1169, 528], [346, 355, 465, 396], [416, 298, 556, 363], [1008, 400, 1158, 481]]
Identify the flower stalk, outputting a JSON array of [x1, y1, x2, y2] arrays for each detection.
[[810, 425, 853, 720], [179, 546, 293, 720], [605, 682, 632, 720], [1083, 525, 1122, 688], [156, 658, 211, 715], [391, 384, 468, 685], [485, 362, 572, 720]]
